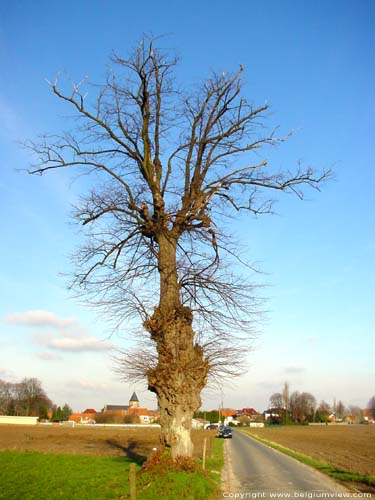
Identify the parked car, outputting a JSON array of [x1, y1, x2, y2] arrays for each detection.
[[205, 423, 220, 430], [218, 426, 232, 438]]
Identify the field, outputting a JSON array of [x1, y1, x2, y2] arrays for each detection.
[[0, 424, 222, 500], [0, 424, 215, 459], [241, 424, 375, 490]]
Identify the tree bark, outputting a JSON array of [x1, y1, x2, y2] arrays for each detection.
[[145, 232, 209, 458]]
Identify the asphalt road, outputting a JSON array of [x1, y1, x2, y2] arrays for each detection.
[[221, 430, 348, 498]]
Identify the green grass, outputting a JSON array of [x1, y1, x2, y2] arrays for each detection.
[[239, 429, 375, 488], [0, 439, 224, 500], [0, 452, 132, 500]]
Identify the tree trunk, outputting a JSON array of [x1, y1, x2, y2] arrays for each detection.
[[145, 232, 209, 458]]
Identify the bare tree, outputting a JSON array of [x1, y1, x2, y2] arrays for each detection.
[[269, 393, 283, 413], [348, 405, 363, 424], [336, 400, 346, 420], [318, 400, 331, 413], [268, 382, 290, 424], [367, 395, 375, 420], [16, 378, 52, 417], [289, 391, 316, 423], [316, 400, 331, 422], [301, 392, 317, 422], [27, 36, 328, 458], [289, 391, 300, 422], [0, 380, 12, 415], [0, 378, 51, 417]]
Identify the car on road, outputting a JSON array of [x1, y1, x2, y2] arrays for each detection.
[[205, 423, 220, 430], [218, 426, 232, 438]]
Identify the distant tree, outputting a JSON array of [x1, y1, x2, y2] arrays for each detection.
[[367, 395, 375, 420], [301, 392, 316, 422], [336, 400, 346, 420], [268, 383, 290, 424], [194, 410, 220, 423], [318, 400, 331, 413], [0, 380, 12, 415], [348, 405, 363, 424], [269, 392, 283, 410], [206, 410, 220, 423], [7, 400, 16, 416], [48, 403, 72, 421], [289, 391, 316, 423], [93, 412, 108, 424], [17, 378, 52, 417], [62, 404, 73, 421], [0, 378, 51, 418], [236, 414, 251, 426], [289, 391, 300, 423], [28, 35, 328, 458], [50, 405, 57, 421], [38, 405, 49, 420], [50, 405, 64, 422], [269, 392, 284, 423], [95, 411, 140, 424], [316, 400, 331, 422]]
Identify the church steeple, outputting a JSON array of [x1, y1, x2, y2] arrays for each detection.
[[129, 391, 139, 408]]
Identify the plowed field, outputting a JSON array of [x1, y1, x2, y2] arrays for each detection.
[[244, 425, 375, 477], [0, 424, 215, 462]]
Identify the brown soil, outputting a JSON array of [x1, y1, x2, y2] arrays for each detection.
[[246, 425, 375, 477], [0, 424, 216, 463]]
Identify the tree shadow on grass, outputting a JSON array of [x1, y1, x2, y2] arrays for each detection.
[[105, 439, 147, 465]]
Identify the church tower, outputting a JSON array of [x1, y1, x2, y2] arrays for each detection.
[[129, 391, 139, 409]]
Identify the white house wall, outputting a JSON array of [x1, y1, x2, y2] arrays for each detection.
[[0, 416, 38, 425]]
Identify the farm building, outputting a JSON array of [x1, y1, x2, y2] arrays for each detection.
[[220, 408, 237, 418], [69, 408, 97, 424], [362, 409, 375, 424], [239, 408, 259, 417]]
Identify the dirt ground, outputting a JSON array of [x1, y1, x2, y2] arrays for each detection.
[[246, 425, 375, 477], [0, 424, 216, 462]]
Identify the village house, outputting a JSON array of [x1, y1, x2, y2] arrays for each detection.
[[69, 408, 97, 424], [362, 409, 375, 424], [192, 417, 210, 429], [239, 408, 259, 417], [238, 408, 262, 420], [220, 408, 237, 418]]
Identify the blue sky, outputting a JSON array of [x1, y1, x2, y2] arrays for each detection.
[[0, 0, 374, 413]]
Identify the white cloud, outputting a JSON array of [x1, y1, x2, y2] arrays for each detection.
[[70, 380, 109, 391], [36, 352, 63, 361], [0, 368, 15, 380], [4, 310, 77, 329], [5, 309, 111, 354], [284, 366, 306, 374], [42, 336, 112, 352]]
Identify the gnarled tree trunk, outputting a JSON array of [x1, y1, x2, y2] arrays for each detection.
[[145, 233, 209, 458]]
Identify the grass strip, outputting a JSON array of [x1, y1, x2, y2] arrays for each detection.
[[238, 429, 375, 488], [0, 438, 224, 500], [138, 437, 224, 499]]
